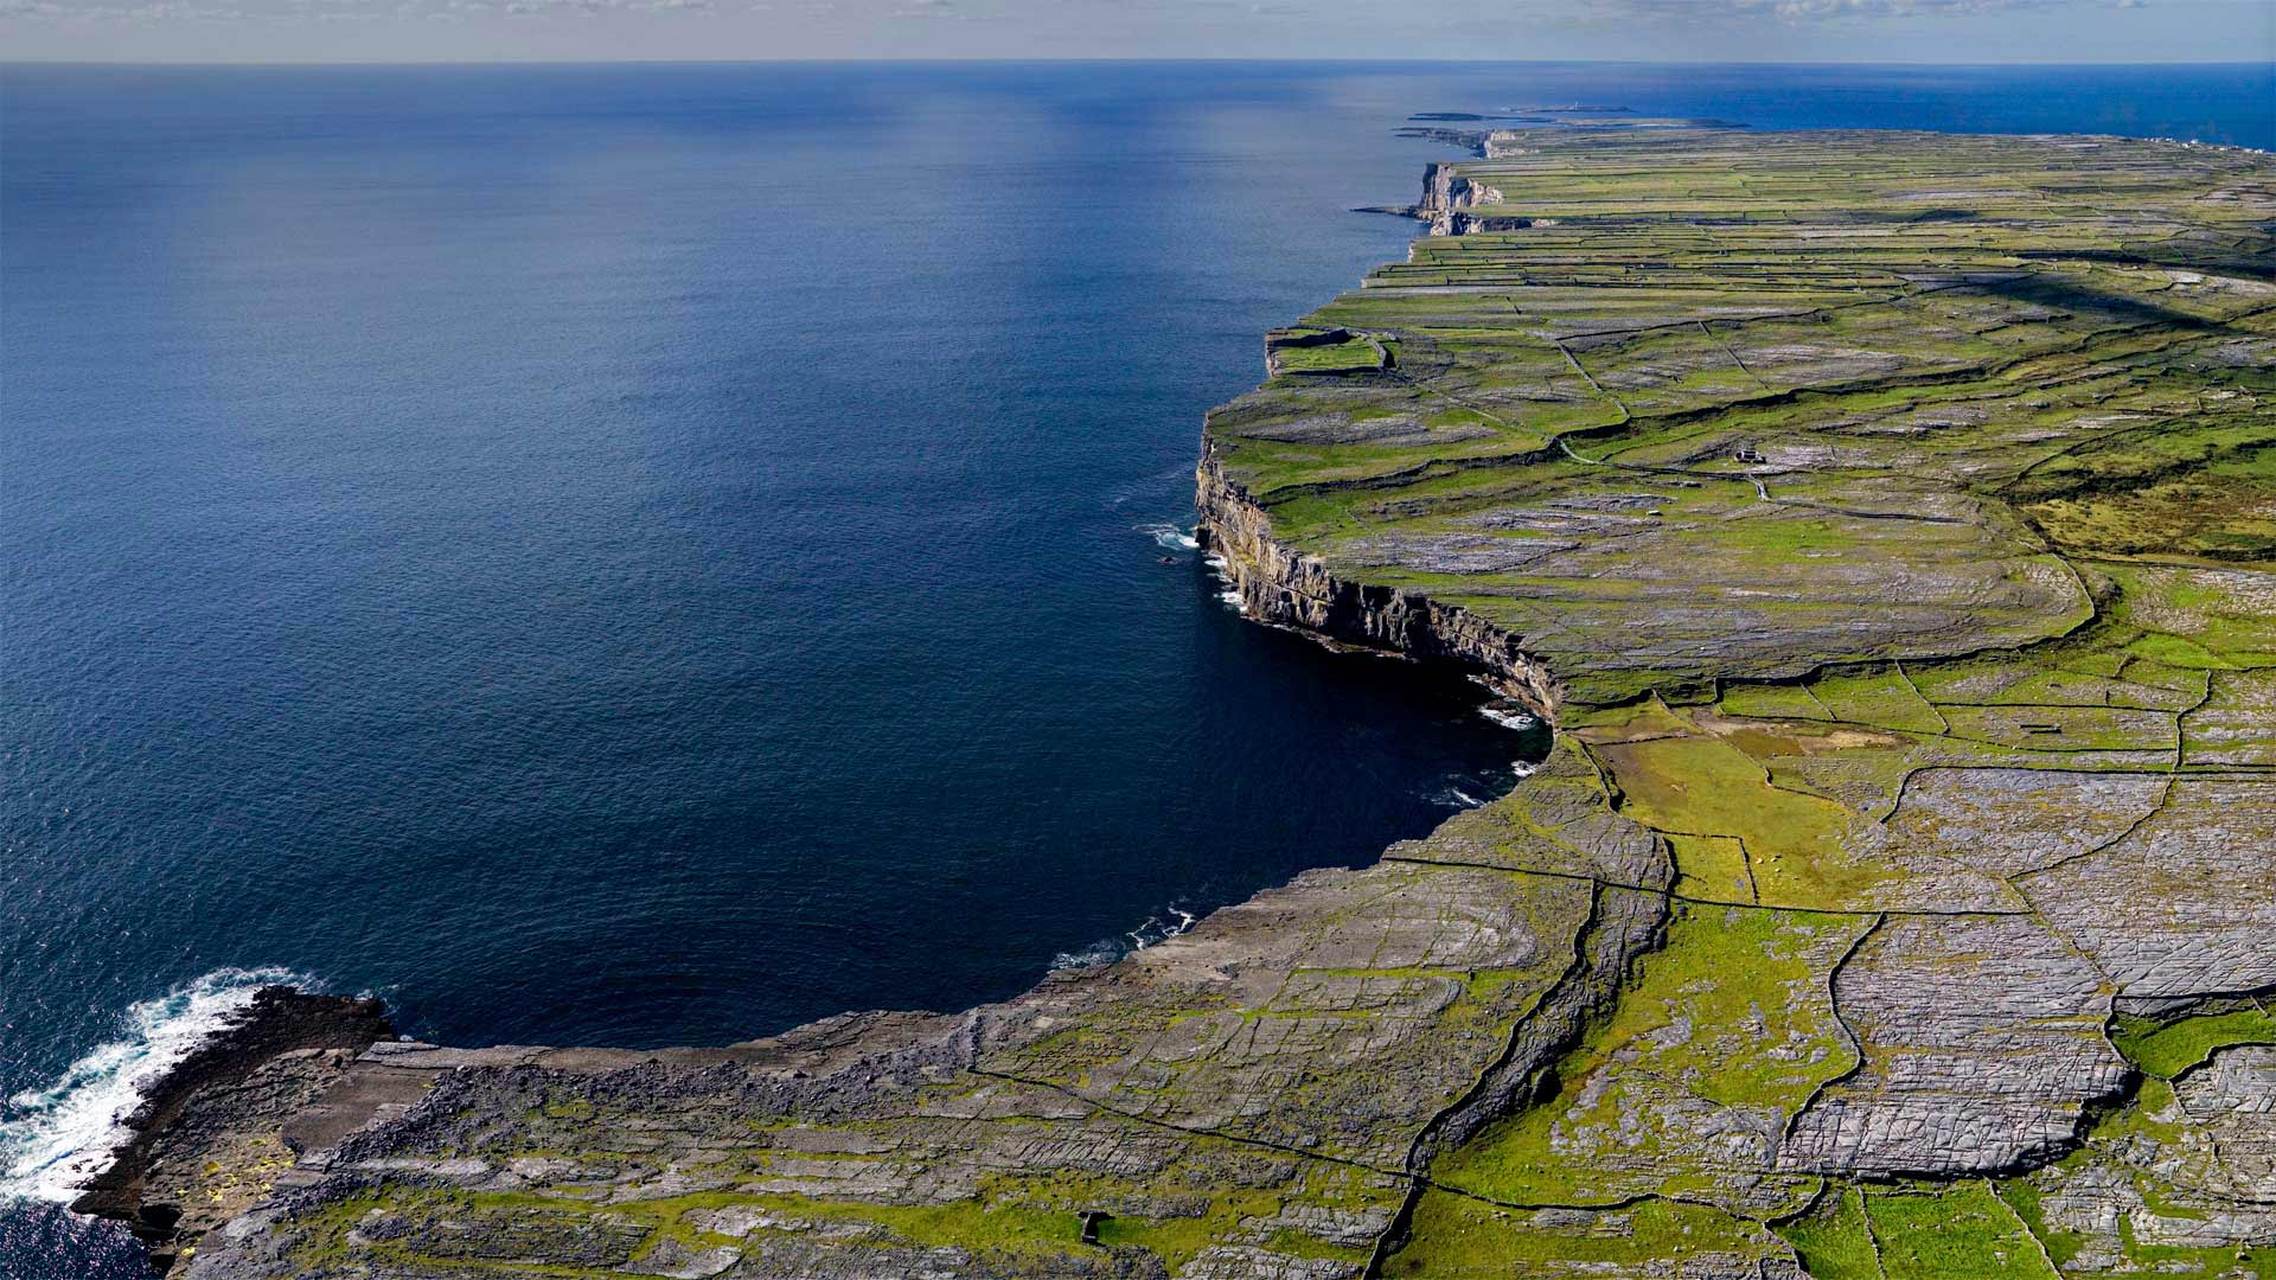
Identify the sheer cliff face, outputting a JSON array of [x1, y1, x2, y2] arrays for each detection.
[[1417, 162, 1513, 235], [1195, 447, 1563, 717], [135, 128, 2276, 1280]]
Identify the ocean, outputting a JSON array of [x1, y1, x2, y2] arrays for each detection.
[[2, 59, 2268, 1272]]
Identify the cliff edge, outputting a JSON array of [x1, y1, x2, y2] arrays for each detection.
[[94, 127, 2276, 1279]]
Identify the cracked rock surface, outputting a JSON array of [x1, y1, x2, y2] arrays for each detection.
[[100, 127, 2275, 1278]]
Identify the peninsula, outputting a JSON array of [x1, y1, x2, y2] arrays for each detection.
[[92, 126, 2276, 1279]]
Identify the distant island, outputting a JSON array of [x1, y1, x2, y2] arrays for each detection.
[[1392, 111, 1746, 159], [90, 125, 2276, 1280]]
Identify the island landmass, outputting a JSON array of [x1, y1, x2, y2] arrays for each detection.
[[83, 125, 2276, 1280]]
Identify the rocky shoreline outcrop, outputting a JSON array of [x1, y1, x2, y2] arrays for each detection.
[[1196, 444, 1562, 718], [67, 989, 394, 1272]]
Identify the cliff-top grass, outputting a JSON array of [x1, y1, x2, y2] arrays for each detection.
[[173, 125, 2276, 1280]]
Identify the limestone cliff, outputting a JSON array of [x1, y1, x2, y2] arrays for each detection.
[[1196, 444, 1562, 717], [83, 126, 2276, 1280], [1416, 162, 1523, 235]]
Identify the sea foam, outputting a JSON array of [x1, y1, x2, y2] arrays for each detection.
[[0, 967, 305, 1204], [1137, 522, 1200, 552], [1049, 905, 1198, 972]]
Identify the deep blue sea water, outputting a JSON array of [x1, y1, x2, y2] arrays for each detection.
[[2, 59, 2269, 1272]]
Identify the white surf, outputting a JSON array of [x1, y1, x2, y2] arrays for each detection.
[[0, 967, 303, 1204]]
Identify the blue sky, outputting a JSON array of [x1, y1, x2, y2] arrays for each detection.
[[2, 0, 2271, 64]]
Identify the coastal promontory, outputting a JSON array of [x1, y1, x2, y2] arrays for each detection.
[[103, 126, 2276, 1279]]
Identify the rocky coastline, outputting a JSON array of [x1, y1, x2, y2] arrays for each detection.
[[67, 989, 394, 1272], [1195, 444, 1564, 719], [74, 124, 2276, 1278]]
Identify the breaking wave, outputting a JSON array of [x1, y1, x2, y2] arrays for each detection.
[[0, 967, 306, 1204], [1198, 552, 1250, 612], [1050, 905, 1198, 972], [1480, 706, 1538, 732], [1137, 522, 1200, 552], [1048, 938, 1126, 971]]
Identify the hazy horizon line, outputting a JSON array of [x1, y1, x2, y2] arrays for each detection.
[[6, 54, 2272, 67]]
